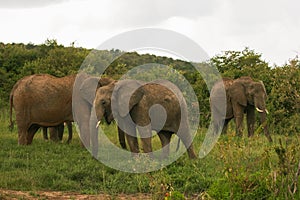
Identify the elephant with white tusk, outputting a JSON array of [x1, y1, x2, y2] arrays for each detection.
[[210, 76, 272, 142], [92, 79, 197, 159]]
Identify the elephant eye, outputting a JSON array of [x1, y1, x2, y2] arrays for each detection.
[[101, 99, 106, 105]]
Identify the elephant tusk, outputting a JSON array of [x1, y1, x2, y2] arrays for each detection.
[[256, 107, 264, 113], [265, 109, 269, 114], [96, 121, 101, 128]]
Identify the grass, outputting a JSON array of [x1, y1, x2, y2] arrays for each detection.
[[1, 109, 300, 199]]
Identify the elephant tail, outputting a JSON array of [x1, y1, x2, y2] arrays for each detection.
[[9, 91, 14, 131]]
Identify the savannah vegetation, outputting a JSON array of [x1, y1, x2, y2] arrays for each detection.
[[0, 40, 299, 199]]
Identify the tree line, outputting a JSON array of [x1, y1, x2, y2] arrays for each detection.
[[1, 40, 299, 135]]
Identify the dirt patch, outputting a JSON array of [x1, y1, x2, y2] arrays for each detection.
[[0, 189, 152, 200]]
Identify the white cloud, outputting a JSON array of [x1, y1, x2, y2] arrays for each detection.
[[0, 0, 299, 65], [0, 0, 70, 8]]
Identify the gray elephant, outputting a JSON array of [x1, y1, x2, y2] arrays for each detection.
[[210, 76, 272, 142], [9, 73, 111, 145], [93, 79, 197, 159]]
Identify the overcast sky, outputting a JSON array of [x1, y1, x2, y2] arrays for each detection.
[[0, 0, 299, 65]]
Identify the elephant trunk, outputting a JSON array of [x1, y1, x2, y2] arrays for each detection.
[[259, 110, 273, 143], [254, 97, 272, 142], [254, 99, 268, 114], [90, 106, 99, 158], [94, 103, 105, 128]]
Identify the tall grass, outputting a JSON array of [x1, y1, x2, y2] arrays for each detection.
[[1, 109, 300, 199]]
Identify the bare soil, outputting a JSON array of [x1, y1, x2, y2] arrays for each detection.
[[0, 189, 152, 200]]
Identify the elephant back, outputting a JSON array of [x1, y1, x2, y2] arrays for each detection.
[[13, 74, 75, 126]]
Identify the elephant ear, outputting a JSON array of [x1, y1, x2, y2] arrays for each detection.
[[115, 80, 144, 118], [80, 77, 100, 104], [98, 77, 115, 87], [228, 81, 247, 107], [80, 77, 115, 104], [259, 80, 268, 97]]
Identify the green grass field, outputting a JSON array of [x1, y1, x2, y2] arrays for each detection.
[[0, 110, 299, 199]]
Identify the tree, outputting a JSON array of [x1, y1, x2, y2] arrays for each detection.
[[268, 58, 300, 134], [210, 47, 270, 81]]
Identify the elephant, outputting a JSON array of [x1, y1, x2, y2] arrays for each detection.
[[9, 75, 73, 143], [9, 74, 76, 145], [72, 73, 116, 148], [210, 76, 272, 142], [42, 122, 73, 143], [92, 79, 197, 159], [9, 72, 113, 145]]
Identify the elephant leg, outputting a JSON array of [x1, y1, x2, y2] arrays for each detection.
[[66, 122, 73, 144], [17, 120, 28, 145], [89, 107, 99, 158], [246, 106, 255, 137], [79, 114, 91, 148], [117, 126, 127, 149], [75, 104, 92, 148], [260, 112, 273, 143], [158, 131, 172, 158], [57, 123, 65, 141], [125, 131, 139, 155], [138, 126, 153, 158], [49, 127, 59, 142], [212, 118, 221, 135], [120, 118, 139, 156], [18, 130, 27, 145], [140, 137, 152, 155], [222, 118, 231, 134], [42, 127, 48, 140], [176, 128, 197, 159], [233, 104, 244, 137], [234, 116, 244, 137], [27, 124, 40, 144], [16, 115, 30, 145]]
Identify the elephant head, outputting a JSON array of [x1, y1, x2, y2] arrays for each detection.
[[229, 76, 268, 114], [91, 79, 144, 156], [94, 79, 144, 126]]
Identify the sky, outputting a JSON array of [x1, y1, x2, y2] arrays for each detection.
[[0, 0, 299, 66]]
